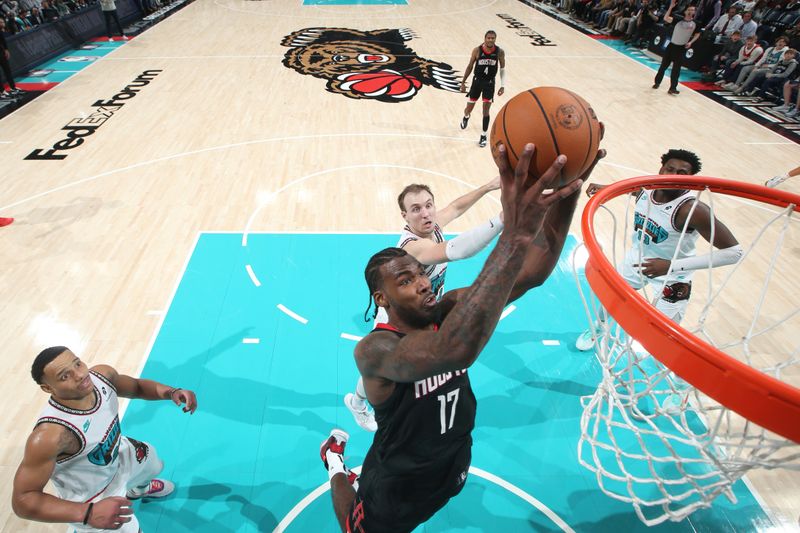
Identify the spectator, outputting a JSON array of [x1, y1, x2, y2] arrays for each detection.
[[626, 0, 660, 46], [54, 0, 69, 15], [13, 9, 31, 31], [17, 0, 39, 11], [0, 18, 23, 96], [99, 0, 125, 40], [704, 29, 744, 79], [774, 76, 800, 117], [41, 0, 57, 20], [739, 11, 758, 40], [0, 0, 18, 17], [711, 6, 743, 43], [729, 35, 789, 92], [27, 6, 43, 25], [696, 0, 722, 30], [786, 20, 800, 50], [741, 47, 797, 97], [732, 0, 756, 12], [719, 34, 764, 85], [607, 0, 637, 34]]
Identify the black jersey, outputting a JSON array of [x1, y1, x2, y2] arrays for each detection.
[[357, 323, 477, 532], [473, 44, 500, 82]]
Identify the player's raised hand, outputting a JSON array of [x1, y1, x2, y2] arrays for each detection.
[[169, 388, 198, 414], [493, 142, 582, 242], [89, 497, 132, 530]]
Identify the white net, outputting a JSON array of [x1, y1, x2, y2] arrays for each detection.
[[574, 179, 800, 526]]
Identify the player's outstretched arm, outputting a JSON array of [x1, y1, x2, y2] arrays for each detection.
[[635, 201, 743, 278], [436, 175, 499, 228], [358, 145, 581, 383], [92, 364, 197, 414], [404, 212, 503, 266], [12, 426, 133, 528], [507, 148, 605, 301]]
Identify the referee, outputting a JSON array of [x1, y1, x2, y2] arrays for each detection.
[[653, 0, 700, 95]]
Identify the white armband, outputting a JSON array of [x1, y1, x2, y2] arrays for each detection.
[[445, 214, 504, 261], [499, 68, 506, 87], [671, 244, 743, 272]]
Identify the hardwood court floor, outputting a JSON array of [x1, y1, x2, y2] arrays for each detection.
[[0, 0, 798, 531]]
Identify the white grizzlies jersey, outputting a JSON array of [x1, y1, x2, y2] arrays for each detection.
[[397, 223, 448, 300], [626, 188, 700, 284], [36, 371, 123, 502]]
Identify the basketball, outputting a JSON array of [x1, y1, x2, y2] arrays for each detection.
[[490, 87, 602, 188]]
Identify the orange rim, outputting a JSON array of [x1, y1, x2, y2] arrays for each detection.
[[582, 175, 800, 443]]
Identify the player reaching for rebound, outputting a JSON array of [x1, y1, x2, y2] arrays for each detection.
[[460, 30, 506, 148], [345, 177, 503, 431], [576, 149, 743, 350], [12, 346, 197, 532], [322, 142, 604, 532]]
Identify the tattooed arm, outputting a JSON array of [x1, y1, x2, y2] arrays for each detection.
[[356, 145, 584, 385]]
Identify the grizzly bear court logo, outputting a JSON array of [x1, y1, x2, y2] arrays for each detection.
[[281, 27, 460, 103]]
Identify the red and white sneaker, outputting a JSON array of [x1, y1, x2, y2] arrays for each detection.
[[0, 217, 14, 227], [320, 429, 359, 489], [126, 478, 175, 500]]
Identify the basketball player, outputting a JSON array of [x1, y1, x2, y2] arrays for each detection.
[[576, 149, 743, 350], [322, 143, 605, 532], [344, 177, 503, 431], [460, 30, 506, 147], [12, 346, 198, 532]]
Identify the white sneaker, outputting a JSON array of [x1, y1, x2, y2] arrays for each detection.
[[576, 328, 596, 351], [765, 174, 788, 187], [786, 108, 799, 118], [775, 104, 790, 112], [344, 393, 377, 432], [126, 478, 174, 500]]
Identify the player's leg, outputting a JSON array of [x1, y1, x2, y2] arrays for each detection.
[[478, 82, 495, 147], [344, 376, 377, 432], [321, 430, 362, 532], [119, 437, 174, 500], [461, 81, 481, 129]]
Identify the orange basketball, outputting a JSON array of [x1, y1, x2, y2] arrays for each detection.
[[490, 87, 602, 188]]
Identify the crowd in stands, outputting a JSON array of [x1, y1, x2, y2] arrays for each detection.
[[537, 0, 800, 117], [1, 0, 96, 34]]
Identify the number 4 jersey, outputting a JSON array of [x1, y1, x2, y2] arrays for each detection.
[[357, 323, 477, 531]]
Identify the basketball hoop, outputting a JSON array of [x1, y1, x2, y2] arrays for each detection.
[[575, 176, 800, 525]]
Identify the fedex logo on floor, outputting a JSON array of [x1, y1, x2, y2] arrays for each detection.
[[25, 70, 162, 161]]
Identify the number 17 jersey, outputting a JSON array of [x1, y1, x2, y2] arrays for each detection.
[[357, 323, 477, 531]]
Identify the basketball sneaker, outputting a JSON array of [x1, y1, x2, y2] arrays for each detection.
[[320, 429, 359, 489], [0, 217, 13, 227], [126, 479, 174, 500], [575, 328, 596, 351], [765, 174, 788, 188], [478, 135, 487, 147], [344, 393, 377, 432], [460, 116, 469, 129]]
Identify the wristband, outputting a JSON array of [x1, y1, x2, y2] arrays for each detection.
[[83, 502, 94, 525], [166, 387, 182, 398]]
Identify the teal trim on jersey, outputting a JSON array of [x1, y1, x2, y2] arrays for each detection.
[[122, 233, 772, 532], [304, 0, 406, 4]]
